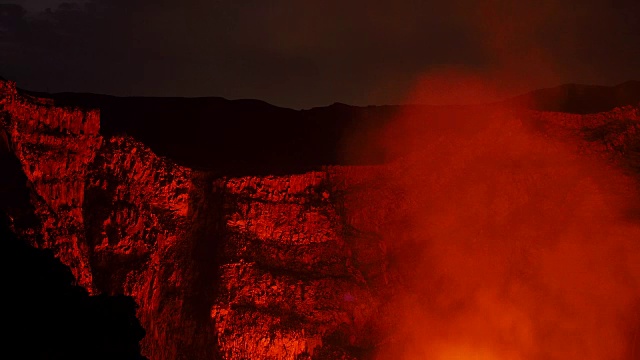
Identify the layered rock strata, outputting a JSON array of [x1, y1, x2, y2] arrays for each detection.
[[2, 79, 639, 359], [0, 79, 383, 359]]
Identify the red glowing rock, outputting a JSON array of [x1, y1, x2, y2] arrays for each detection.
[[2, 78, 640, 359]]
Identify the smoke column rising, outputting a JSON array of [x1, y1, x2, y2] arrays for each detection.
[[357, 84, 640, 359], [344, 2, 640, 357]]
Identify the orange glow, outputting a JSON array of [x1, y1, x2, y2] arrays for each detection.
[[346, 72, 640, 359]]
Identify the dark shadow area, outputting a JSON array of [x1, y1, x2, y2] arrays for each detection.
[[182, 175, 229, 360], [17, 91, 399, 176], [0, 211, 148, 360], [16, 81, 639, 176], [0, 127, 148, 360], [505, 81, 640, 114]]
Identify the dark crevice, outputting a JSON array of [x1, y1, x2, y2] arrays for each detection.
[[0, 121, 148, 360]]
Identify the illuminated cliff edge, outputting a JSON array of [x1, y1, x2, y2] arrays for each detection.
[[2, 79, 640, 359], [0, 79, 384, 359]]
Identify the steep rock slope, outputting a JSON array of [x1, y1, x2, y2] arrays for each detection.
[[0, 79, 101, 290], [2, 78, 640, 359], [0, 79, 386, 359]]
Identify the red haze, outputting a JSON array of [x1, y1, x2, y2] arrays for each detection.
[[345, 73, 640, 359]]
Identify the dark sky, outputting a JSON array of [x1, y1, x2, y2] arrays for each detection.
[[1, 0, 639, 109]]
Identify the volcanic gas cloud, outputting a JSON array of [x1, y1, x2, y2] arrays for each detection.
[[352, 76, 640, 359]]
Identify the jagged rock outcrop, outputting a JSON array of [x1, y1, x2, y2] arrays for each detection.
[[212, 173, 377, 359], [0, 211, 148, 360], [0, 100, 146, 359], [0, 79, 387, 359], [0, 79, 101, 290], [2, 78, 640, 359]]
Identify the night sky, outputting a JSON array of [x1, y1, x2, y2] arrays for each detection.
[[1, 0, 639, 109]]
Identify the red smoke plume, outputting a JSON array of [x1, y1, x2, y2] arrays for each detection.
[[342, 2, 640, 358], [353, 74, 640, 358]]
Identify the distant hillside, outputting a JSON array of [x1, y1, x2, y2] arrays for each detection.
[[17, 90, 401, 174], [16, 81, 640, 175], [505, 81, 640, 114]]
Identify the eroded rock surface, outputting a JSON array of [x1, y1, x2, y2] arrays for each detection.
[[2, 79, 639, 359], [0, 79, 386, 359]]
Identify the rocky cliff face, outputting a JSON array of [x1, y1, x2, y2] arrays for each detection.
[[0, 79, 388, 359], [2, 79, 640, 359], [1, 80, 101, 290]]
